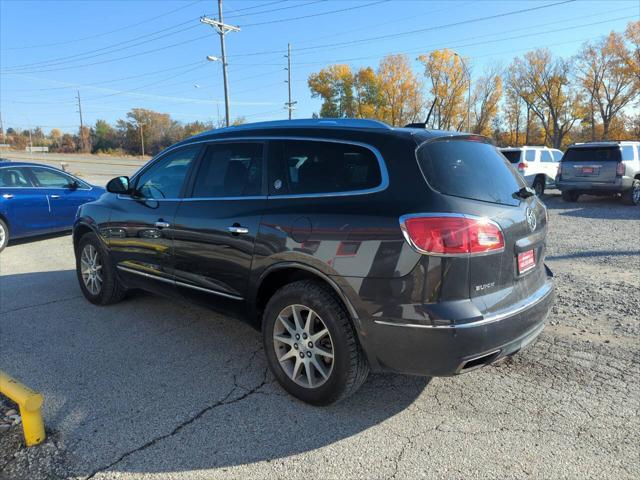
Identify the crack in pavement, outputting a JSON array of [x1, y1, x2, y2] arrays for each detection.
[[0, 295, 84, 315], [84, 368, 270, 480]]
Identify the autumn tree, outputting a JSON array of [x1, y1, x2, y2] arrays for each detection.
[[376, 54, 423, 126], [353, 67, 383, 119], [622, 20, 640, 82], [418, 49, 468, 130], [576, 30, 639, 140], [471, 65, 503, 136], [308, 64, 356, 118], [508, 49, 583, 148]]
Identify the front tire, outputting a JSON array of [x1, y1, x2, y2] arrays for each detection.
[[622, 179, 640, 206], [0, 218, 8, 253], [561, 190, 580, 202], [76, 232, 125, 305], [262, 280, 369, 405]]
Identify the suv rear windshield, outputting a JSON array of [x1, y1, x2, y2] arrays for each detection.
[[417, 139, 525, 206], [501, 150, 521, 164], [562, 146, 621, 162]]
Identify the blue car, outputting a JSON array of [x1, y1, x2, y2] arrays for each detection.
[[0, 161, 105, 251]]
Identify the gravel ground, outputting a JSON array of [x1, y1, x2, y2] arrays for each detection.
[[0, 192, 638, 480]]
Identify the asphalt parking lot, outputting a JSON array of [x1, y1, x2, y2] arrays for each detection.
[[1, 192, 638, 480]]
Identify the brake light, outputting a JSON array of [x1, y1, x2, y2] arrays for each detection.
[[517, 162, 528, 172], [616, 162, 625, 176], [400, 215, 504, 255]]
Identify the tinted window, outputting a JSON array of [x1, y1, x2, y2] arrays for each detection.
[[273, 140, 381, 195], [562, 147, 621, 162], [621, 145, 635, 161], [552, 150, 563, 162], [135, 146, 199, 199], [501, 150, 521, 164], [524, 150, 537, 162], [0, 167, 33, 187], [540, 150, 554, 162], [30, 168, 73, 188], [417, 139, 525, 206], [192, 143, 263, 197]]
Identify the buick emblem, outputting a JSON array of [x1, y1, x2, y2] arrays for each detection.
[[526, 207, 537, 232]]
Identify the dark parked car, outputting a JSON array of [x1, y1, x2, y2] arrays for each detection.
[[0, 161, 104, 252], [557, 141, 640, 205], [73, 119, 554, 405]]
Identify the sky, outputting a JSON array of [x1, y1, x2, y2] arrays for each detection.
[[0, 0, 638, 133]]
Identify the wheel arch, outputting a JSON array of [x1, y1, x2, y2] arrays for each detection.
[[252, 263, 359, 331], [73, 220, 99, 252]]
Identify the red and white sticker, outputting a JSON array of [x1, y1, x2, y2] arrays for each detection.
[[518, 249, 536, 274]]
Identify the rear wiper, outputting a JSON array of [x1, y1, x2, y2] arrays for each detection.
[[512, 186, 535, 199]]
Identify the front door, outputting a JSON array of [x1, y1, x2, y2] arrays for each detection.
[[27, 166, 96, 230], [107, 145, 202, 296], [172, 141, 266, 302], [0, 166, 50, 237]]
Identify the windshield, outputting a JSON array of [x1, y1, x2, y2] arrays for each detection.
[[562, 147, 621, 162], [501, 150, 521, 164], [417, 138, 526, 206]]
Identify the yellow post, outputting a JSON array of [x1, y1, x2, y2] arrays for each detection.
[[0, 371, 45, 447]]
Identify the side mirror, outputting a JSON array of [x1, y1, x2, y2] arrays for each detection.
[[66, 180, 79, 190], [106, 176, 131, 194]]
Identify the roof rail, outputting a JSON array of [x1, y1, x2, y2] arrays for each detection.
[[206, 118, 393, 134]]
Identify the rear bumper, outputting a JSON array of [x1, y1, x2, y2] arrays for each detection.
[[557, 176, 633, 193], [357, 273, 554, 377]]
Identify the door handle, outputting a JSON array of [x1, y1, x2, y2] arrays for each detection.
[[50, 194, 61, 199], [228, 225, 249, 234], [2, 194, 13, 199], [154, 221, 170, 228]]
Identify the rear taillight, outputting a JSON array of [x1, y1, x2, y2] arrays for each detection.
[[517, 162, 528, 172], [400, 215, 504, 255], [616, 162, 625, 176]]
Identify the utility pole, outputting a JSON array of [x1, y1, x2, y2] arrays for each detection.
[[201, 1, 240, 127], [76, 90, 85, 151], [453, 53, 471, 133], [284, 43, 297, 120], [0, 111, 4, 144]]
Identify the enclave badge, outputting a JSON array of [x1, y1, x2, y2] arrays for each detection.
[[526, 207, 537, 232]]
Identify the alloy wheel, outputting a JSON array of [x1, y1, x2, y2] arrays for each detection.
[[81, 244, 103, 295], [273, 304, 334, 389]]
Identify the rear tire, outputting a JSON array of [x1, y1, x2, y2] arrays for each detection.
[[262, 280, 369, 405], [621, 179, 640, 206], [532, 177, 545, 196], [561, 191, 580, 202], [0, 218, 8, 253], [76, 232, 126, 305]]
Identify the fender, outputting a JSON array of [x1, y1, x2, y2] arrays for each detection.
[[250, 261, 360, 322]]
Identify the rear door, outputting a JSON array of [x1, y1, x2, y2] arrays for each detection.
[[561, 146, 620, 183], [539, 149, 558, 183], [172, 141, 266, 301], [0, 166, 50, 236]]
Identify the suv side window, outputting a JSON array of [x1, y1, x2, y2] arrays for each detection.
[[621, 146, 635, 161], [551, 150, 563, 162], [270, 140, 382, 195], [191, 142, 264, 198], [135, 146, 200, 199], [524, 150, 537, 162], [0, 167, 33, 187], [540, 150, 554, 162]]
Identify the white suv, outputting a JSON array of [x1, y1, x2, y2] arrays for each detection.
[[500, 146, 563, 196]]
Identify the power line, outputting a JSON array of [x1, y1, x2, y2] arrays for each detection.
[[241, 0, 388, 27], [226, 0, 325, 19], [225, 0, 289, 14], [0, 0, 205, 51], [2, 22, 202, 72]]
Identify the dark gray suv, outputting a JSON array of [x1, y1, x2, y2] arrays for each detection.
[[73, 119, 554, 405]]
